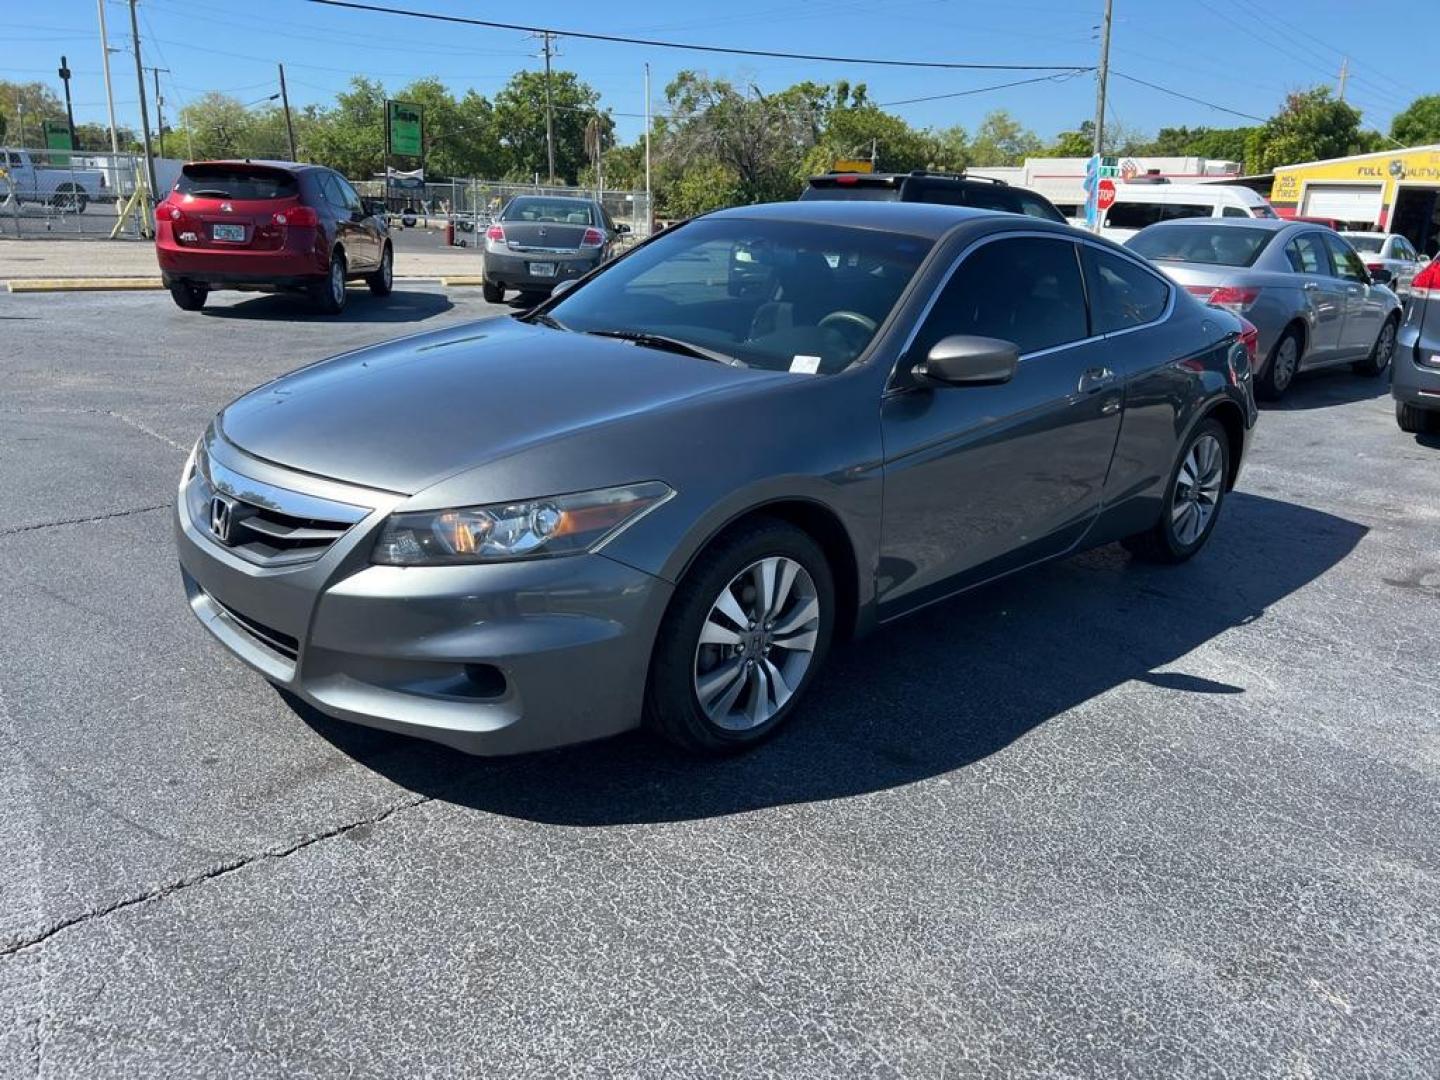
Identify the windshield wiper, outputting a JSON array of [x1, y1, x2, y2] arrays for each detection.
[[585, 329, 745, 367], [525, 311, 569, 331]]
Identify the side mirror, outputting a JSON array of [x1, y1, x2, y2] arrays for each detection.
[[913, 335, 1019, 386], [550, 278, 579, 300], [1420, 254, 1433, 265], [616, 222, 631, 235], [361, 197, 385, 217], [1369, 267, 1394, 286]]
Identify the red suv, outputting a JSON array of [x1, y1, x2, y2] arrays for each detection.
[[155, 160, 392, 314]]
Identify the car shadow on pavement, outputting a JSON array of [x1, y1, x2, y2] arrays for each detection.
[[198, 289, 453, 324], [1267, 367, 1391, 410], [291, 492, 1367, 825]]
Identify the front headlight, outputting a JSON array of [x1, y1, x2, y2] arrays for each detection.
[[371, 482, 673, 566]]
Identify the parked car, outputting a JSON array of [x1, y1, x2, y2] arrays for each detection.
[[800, 170, 1067, 223], [0, 147, 106, 212], [1099, 181, 1277, 244], [1127, 217, 1401, 401], [154, 160, 392, 314], [1393, 258, 1440, 434], [1341, 231, 1428, 300], [481, 195, 626, 304], [175, 201, 1255, 757]]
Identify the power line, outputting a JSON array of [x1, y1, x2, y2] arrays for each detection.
[[877, 72, 1089, 108], [1111, 71, 1266, 123], [302, 0, 1091, 72]]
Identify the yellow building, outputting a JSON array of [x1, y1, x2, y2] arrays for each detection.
[[1270, 145, 1440, 255]]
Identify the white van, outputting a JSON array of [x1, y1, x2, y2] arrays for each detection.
[[1099, 182, 1277, 243]]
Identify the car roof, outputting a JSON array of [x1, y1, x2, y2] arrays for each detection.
[[1138, 216, 1295, 233], [508, 194, 596, 204], [706, 199, 1022, 239]]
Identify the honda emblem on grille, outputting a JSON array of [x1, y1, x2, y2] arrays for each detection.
[[209, 495, 237, 545]]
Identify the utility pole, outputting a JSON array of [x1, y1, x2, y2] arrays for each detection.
[[145, 65, 170, 157], [1092, 0, 1113, 163], [97, 0, 120, 155], [278, 63, 298, 160], [643, 62, 651, 230], [58, 56, 77, 146], [1337, 57, 1349, 101], [541, 30, 556, 185], [128, 0, 157, 199]]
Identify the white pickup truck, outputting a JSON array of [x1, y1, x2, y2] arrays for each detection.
[[0, 147, 107, 212]]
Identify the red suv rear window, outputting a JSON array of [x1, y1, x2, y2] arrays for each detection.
[[177, 166, 298, 200]]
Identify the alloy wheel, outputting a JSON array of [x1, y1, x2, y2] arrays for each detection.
[[381, 249, 393, 289], [1171, 433, 1225, 546], [331, 260, 346, 306], [1273, 336, 1298, 391], [1376, 321, 1396, 371], [692, 556, 821, 732]]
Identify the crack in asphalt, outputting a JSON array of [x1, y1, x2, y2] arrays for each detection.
[[0, 795, 431, 958], [0, 504, 170, 538], [0, 406, 190, 453]]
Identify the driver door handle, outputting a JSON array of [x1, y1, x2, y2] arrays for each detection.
[[1079, 366, 1116, 393], [1303, 281, 1320, 291]]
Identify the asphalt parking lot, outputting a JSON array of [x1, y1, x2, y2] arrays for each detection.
[[2, 285, 1438, 1077]]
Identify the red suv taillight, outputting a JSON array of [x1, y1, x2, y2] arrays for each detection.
[[580, 227, 605, 248], [272, 205, 318, 227], [486, 223, 506, 243], [1185, 284, 1260, 313], [1411, 259, 1440, 299]]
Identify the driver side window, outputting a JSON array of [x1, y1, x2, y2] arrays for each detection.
[[910, 237, 1089, 363]]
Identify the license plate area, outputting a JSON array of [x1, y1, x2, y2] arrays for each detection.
[[212, 223, 246, 242], [529, 261, 556, 277]]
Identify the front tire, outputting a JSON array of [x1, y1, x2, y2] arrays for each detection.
[[482, 280, 504, 303], [1354, 314, 1398, 376], [1123, 418, 1230, 564], [1256, 326, 1301, 402], [168, 281, 208, 311], [1396, 401, 1438, 434], [365, 244, 394, 296], [313, 251, 347, 314], [645, 519, 835, 754]]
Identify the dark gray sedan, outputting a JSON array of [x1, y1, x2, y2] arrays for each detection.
[[176, 202, 1256, 756], [1127, 218, 1402, 401], [481, 194, 626, 303], [1394, 259, 1440, 434]]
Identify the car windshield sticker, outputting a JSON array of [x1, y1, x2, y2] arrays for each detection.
[[790, 354, 822, 374]]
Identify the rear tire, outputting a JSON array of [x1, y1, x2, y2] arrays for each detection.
[[168, 282, 208, 311], [1256, 326, 1301, 402], [1396, 401, 1438, 434], [482, 280, 504, 303], [313, 251, 347, 315], [365, 244, 394, 296], [1123, 418, 1230, 564], [644, 519, 835, 755], [1353, 314, 1398, 376]]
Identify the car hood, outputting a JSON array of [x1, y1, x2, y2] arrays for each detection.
[[218, 318, 779, 495]]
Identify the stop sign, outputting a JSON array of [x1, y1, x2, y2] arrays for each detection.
[[1097, 178, 1117, 211]]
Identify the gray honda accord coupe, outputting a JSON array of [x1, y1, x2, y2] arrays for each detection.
[[176, 201, 1257, 756]]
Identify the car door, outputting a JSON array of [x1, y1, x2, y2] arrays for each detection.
[[321, 172, 376, 271], [1321, 232, 1384, 355], [877, 234, 1123, 617], [1284, 231, 1345, 364]]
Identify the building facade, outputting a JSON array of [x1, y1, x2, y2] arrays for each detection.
[[1269, 145, 1440, 254]]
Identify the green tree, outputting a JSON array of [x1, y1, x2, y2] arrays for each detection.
[[664, 160, 744, 218], [1047, 128, 1094, 156], [1391, 95, 1440, 146], [493, 70, 610, 184], [929, 125, 970, 171], [1252, 87, 1368, 172], [305, 76, 387, 178], [72, 121, 142, 153], [811, 103, 934, 177], [0, 80, 65, 147], [967, 110, 1043, 166], [176, 93, 263, 160]]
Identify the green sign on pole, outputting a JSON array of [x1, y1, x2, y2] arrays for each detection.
[[387, 101, 423, 158], [43, 120, 74, 166]]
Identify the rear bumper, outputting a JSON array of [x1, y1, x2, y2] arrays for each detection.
[[157, 224, 328, 289], [482, 249, 601, 291], [1391, 351, 1440, 410], [174, 440, 672, 755]]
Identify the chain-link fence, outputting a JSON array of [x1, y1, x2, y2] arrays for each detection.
[[352, 178, 653, 248], [0, 147, 163, 240]]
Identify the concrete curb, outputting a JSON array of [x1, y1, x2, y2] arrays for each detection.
[[4, 275, 460, 294]]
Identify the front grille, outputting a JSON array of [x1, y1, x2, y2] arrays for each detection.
[[188, 443, 372, 568], [211, 595, 300, 660]]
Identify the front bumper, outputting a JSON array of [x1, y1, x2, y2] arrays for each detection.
[[175, 439, 672, 755], [482, 248, 600, 290]]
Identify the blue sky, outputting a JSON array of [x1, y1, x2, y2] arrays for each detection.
[[6, 0, 1435, 148]]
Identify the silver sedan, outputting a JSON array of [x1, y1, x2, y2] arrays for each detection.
[[1128, 219, 1402, 400]]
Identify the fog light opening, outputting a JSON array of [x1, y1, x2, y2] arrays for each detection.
[[461, 663, 508, 699]]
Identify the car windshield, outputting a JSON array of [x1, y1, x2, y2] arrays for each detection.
[[176, 165, 297, 200], [1128, 223, 1273, 267], [541, 217, 933, 374], [502, 198, 595, 225], [1342, 234, 1384, 253]]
